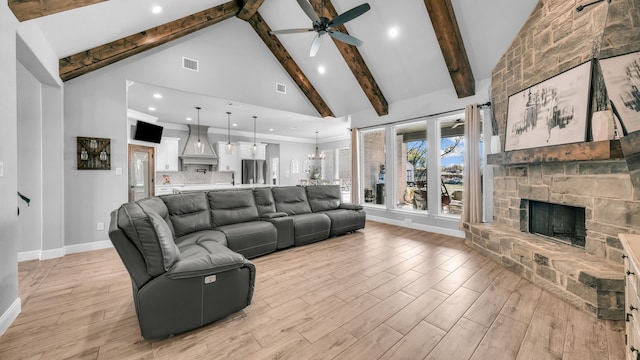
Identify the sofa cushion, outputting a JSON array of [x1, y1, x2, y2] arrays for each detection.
[[322, 209, 366, 236], [272, 186, 312, 215], [117, 203, 180, 277], [290, 213, 331, 246], [208, 189, 259, 227], [161, 192, 211, 237], [306, 185, 341, 212], [138, 197, 175, 236], [168, 241, 247, 279], [216, 221, 277, 259], [176, 229, 228, 253], [254, 187, 276, 216]]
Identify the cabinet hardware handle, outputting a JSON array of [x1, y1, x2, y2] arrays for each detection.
[[632, 346, 638, 352], [628, 270, 635, 276], [623, 254, 629, 259], [627, 313, 634, 322], [632, 305, 638, 311]]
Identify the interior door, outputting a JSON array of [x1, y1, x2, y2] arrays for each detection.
[[128, 144, 155, 202]]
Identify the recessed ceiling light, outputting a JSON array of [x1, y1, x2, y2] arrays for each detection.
[[153, 93, 162, 99], [269, 128, 274, 132], [388, 27, 399, 39], [148, 107, 156, 111], [317, 66, 326, 75], [152, 6, 162, 14], [186, 117, 192, 121], [232, 123, 238, 127]]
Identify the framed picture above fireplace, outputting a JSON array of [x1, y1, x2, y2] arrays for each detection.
[[504, 61, 592, 151], [599, 51, 640, 135]]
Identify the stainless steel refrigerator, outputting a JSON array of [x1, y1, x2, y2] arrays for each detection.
[[241, 159, 266, 184]]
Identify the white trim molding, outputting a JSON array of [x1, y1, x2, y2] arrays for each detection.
[[17, 240, 113, 262], [366, 215, 465, 238], [0, 297, 21, 337]]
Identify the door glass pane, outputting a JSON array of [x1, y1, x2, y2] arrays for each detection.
[[394, 121, 428, 211], [133, 151, 150, 201], [362, 129, 385, 205]]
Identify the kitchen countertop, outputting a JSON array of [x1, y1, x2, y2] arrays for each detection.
[[171, 183, 273, 193]]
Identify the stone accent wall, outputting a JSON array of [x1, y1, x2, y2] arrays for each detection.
[[493, 159, 637, 262], [492, 0, 640, 142]]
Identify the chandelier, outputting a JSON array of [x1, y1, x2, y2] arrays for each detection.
[[308, 131, 326, 160], [225, 112, 233, 154], [193, 106, 204, 154]]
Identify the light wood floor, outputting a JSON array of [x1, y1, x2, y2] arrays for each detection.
[[0, 221, 625, 359]]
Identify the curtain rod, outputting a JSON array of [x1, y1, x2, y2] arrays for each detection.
[[355, 101, 491, 130]]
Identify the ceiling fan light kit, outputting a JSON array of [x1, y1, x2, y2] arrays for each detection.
[[269, 0, 371, 57]]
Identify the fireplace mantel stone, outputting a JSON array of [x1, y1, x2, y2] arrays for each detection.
[[487, 139, 623, 166]]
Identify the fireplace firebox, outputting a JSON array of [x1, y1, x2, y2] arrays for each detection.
[[526, 200, 586, 248]]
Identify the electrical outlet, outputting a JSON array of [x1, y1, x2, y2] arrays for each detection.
[[97, 222, 105, 231], [0, 161, 4, 177], [115, 167, 123, 176]]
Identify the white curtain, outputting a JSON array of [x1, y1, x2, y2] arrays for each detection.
[[460, 103, 483, 229], [350, 128, 360, 204]]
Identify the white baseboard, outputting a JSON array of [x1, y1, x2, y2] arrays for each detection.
[[0, 297, 21, 337], [65, 240, 113, 255], [17, 250, 41, 262], [367, 215, 465, 238], [18, 240, 113, 262], [40, 247, 65, 260]]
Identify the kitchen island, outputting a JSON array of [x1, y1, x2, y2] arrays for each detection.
[[171, 183, 273, 194]]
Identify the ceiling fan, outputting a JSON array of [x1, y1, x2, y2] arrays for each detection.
[[269, 0, 371, 57]]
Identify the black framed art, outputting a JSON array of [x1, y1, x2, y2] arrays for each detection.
[[504, 61, 592, 151], [599, 51, 640, 135]]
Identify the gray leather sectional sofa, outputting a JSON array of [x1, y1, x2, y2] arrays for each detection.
[[108, 185, 365, 339]]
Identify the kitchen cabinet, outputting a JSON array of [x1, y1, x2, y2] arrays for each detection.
[[622, 234, 640, 360], [216, 141, 240, 172], [238, 141, 266, 160], [156, 137, 180, 171]]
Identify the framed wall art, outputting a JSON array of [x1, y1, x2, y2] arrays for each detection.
[[599, 51, 640, 135], [77, 136, 111, 170], [504, 61, 592, 151]]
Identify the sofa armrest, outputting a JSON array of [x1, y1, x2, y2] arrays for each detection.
[[340, 203, 363, 211], [261, 212, 288, 220], [167, 247, 253, 280]]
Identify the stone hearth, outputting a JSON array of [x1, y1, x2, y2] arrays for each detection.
[[465, 223, 623, 319]]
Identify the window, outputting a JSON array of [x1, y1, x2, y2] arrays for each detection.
[[361, 128, 386, 205], [394, 121, 428, 211], [440, 117, 465, 216]]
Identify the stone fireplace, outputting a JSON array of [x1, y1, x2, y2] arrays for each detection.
[[462, 0, 640, 320]]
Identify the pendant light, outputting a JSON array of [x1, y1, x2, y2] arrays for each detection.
[[251, 116, 258, 157], [193, 106, 204, 154], [308, 131, 326, 160], [225, 112, 233, 154]]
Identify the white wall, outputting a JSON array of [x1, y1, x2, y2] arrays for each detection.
[[0, 2, 20, 336], [17, 62, 43, 254]]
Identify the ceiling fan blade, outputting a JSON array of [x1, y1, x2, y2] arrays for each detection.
[[270, 28, 314, 35], [328, 3, 371, 27], [328, 31, 363, 47], [296, 0, 321, 25], [309, 33, 324, 57]]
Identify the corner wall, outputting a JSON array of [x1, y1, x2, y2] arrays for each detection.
[[0, 2, 20, 336]]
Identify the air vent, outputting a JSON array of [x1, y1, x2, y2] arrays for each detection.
[[276, 83, 286, 94], [182, 57, 199, 72]]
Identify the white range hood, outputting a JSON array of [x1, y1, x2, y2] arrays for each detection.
[[179, 125, 218, 166]]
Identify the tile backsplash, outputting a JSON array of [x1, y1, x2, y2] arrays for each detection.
[[157, 170, 233, 185]]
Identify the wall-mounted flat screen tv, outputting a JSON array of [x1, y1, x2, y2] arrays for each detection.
[[134, 121, 163, 144]]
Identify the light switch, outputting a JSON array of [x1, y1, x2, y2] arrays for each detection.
[[97, 222, 105, 231], [0, 161, 3, 177], [115, 167, 123, 176]]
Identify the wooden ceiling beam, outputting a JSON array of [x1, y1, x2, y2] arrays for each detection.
[[59, 1, 241, 82], [246, 12, 334, 118], [423, 0, 475, 98], [237, 0, 265, 21], [310, 0, 388, 116], [9, 0, 107, 22]]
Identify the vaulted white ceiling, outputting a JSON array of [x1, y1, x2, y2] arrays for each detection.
[[30, 0, 538, 140]]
